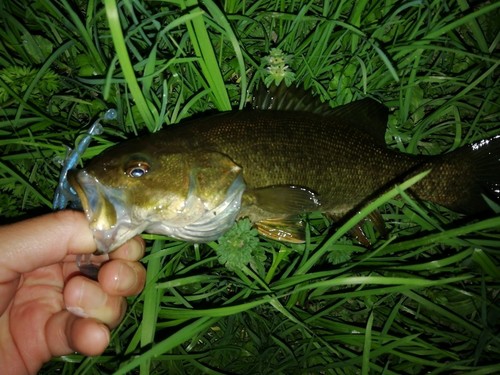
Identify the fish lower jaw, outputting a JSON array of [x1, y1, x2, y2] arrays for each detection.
[[92, 221, 147, 254]]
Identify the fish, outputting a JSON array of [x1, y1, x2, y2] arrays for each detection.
[[68, 84, 500, 253]]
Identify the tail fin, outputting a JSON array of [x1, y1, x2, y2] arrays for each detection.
[[443, 135, 500, 214], [413, 135, 500, 214], [467, 135, 500, 212]]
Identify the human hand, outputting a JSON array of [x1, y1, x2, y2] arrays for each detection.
[[0, 210, 146, 375]]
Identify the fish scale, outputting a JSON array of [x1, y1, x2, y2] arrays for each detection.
[[185, 110, 421, 213]]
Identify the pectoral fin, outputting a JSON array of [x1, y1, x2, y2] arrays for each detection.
[[246, 185, 321, 215], [255, 217, 305, 243]]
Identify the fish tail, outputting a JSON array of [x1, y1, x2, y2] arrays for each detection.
[[464, 135, 500, 211], [414, 135, 500, 214]]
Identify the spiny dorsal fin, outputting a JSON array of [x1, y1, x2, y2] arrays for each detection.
[[251, 83, 333, 114], [252, 83, 389, 146]]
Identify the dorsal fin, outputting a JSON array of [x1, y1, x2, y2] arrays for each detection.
[[252, 83, 389, 145], [328, 98, 389, 146], [251, 83, 333, 114]]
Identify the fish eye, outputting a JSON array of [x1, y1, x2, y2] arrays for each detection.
[[126, 161, 150, 178]]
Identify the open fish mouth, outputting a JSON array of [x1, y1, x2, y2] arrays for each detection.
[[68, 169, 140, 253]]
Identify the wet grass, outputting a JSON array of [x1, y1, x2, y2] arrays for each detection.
[[0, 0, 499, 374]]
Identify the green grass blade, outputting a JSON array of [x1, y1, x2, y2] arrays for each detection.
[[177, 0, 231, 110], [104, 0, 156, 129]]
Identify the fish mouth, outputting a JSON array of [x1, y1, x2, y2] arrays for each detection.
[[68, 169, 139, 253], [67, 170, 92, 219], [68, 169, 118, 230]]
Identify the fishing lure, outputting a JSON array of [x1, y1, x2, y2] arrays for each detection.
[[53, 109, 117, 278]]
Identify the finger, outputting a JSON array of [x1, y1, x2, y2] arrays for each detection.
[[64, 276, 127, 328], [0, 211, 95, 281], [68, 318, 110, 356], [109, 236, 145, 261], [98, 259, 146, 296], [45, 311, 110, 358], [62, 236, 145, 281]]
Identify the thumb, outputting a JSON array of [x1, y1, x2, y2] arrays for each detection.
[[0, 210, 96, 281]]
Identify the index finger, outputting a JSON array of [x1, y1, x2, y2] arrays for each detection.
[[0, 210, 96, 280]]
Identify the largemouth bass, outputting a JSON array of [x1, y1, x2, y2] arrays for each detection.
[[68, 85, 500, 253]]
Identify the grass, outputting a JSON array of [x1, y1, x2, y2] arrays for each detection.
[[0, 0, 499, 373]]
